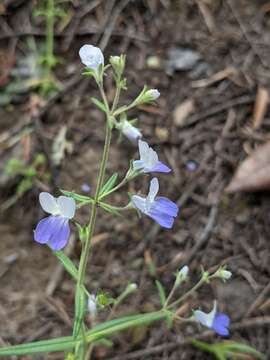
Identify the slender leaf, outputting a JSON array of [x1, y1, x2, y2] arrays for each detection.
[[0, 311, 166, 357], [60, 190, 93, 203], [99, 173, 118, 197], [73, 287, 86, 338], [155, 280, 166, 306], [53, 251, 78, 280], [91, 97, 107, 112]]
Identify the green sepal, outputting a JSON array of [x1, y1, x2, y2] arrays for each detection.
[[99, 202, 122, 216], [99, 173, 118, 198], [60, 189, 93, 204], [91, 97, 107, 113], [73, 286, 86, 338], [155, 280, 166, 306], [76, 223, 89, 243], [53, 251, 78, 280]]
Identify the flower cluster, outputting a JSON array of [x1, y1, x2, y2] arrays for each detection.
[[31, 44, 231, 348]]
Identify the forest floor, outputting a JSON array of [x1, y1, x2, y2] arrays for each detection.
[[0, 0, 270, 359]]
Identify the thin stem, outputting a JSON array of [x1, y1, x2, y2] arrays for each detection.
[[167, 277, 206, 310], [46, 0, 54, 70], [76, 124, 112, 289]]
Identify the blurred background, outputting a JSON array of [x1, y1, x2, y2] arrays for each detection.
[[0, 0, 270, 359]]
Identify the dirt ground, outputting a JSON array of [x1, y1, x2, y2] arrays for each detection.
[[0, 0, 270, 359]]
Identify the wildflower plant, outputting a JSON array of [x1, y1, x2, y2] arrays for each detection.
[[0, 45, 264, 360]]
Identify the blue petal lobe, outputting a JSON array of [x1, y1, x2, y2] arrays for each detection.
[[149, 161, 171, 173], [48, 217, 70, 250], [148, 209, 174, 229], [153, 197, 179, 217], [34, 216, 59, 244], [212, 313, 230, 336]]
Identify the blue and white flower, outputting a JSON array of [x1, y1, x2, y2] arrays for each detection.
[[34, 192, 75, 250], [194, 300, 230, 336], [131, 178, 178, 229], [133, 140, 171, 173], [79, 44, 104, 71]]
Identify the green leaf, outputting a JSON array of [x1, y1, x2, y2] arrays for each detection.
[[53, 251, 78, 280], [225, 342, 265, 359], [91, 97, 107, 112], [99, 173, 118, 198], [60, 190, 93, 203], [155, 280, 166, 306], [73, 286, 86, 338], [99, 202, 121, 216], [0, 311, 166, 356]]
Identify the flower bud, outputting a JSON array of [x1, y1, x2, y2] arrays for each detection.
[[87, 294, 97, 317], [175, 265, 189, 286], [145, 89, 160, 100], [213, 267, 232, 282], [110, 55, 126, 76], [79, 44, 104, 72]]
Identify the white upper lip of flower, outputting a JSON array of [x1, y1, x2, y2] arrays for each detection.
[[194, 300, 217, 328], [134, 140, 159, 170], [132, 177, 159, 213], [39, 192, 76, 219]]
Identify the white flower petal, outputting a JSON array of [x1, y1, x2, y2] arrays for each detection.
[[122, 121, 142, 142], [138, 140, 149, 160], [131, 195, 147, 213], [57, 196, 76, 219], [147, 178, 159, 203], [79, 44, 104, 70], [194, 301, 217, 328], [147, 147, 158, 167], [39, 192, 59, 215]]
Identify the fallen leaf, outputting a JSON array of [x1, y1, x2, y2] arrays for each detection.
[[226, 142, 270, 193], [173, 99, 195, 127], [252, 86, 269, 129]]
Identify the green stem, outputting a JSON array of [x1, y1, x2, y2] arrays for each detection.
[[46, 0, 54, 70], [167, 277, 206, 310]]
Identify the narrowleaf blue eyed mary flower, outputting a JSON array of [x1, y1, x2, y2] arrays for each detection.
[[131, 178, 179, 229], [133, 139, 171, 173], [194, 301, 230, 336], [79, 44, 104, 71], [34, 192, 76, 251]]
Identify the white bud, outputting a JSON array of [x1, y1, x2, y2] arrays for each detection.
[[175, 265, 189, 286], [79, 44, 104, 71], [87, 294, 97, 317], [214, 267, 232, 282], [129, 283, 138, 291], [146, 89, 160, 100]]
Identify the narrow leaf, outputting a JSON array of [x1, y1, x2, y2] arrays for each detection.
[[155, 280, 166, 306], [91, 97, 107, 112], [60, 190, 93, 203], [73, 286, 86, 338], [53, 251, 78, 280], [99, 173, 118, 198]]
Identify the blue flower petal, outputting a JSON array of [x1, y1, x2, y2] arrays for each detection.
[[153, 197, 179, 217], [212, 313, 230, 336], [48, 217, 70, 251], [148, 209, 175, 228], [148, 161, 171, 173], [34, 216, 60, 244]]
